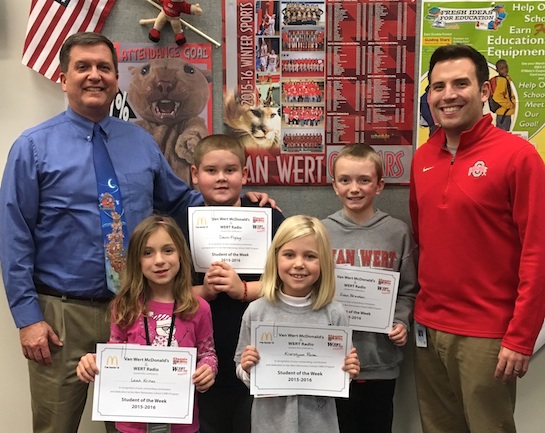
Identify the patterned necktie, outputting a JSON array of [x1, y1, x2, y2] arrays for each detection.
[[92, 123, 129, 293]]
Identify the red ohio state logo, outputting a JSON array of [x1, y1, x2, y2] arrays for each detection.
[[468, 160, 488, 178]]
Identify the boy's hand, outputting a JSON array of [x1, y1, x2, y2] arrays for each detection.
[[241, 345, 260, 373], [207, 262, 244, 300], [199, 273, 222, 301], [244, 191, 282, 212], [388, 323, 408, 346], [76, 353, 99, 383], [343, 348, 360, 379], [193, 364, 215, 392]]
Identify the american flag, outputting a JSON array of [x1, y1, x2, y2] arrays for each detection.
[[22, 0, 117, 82]]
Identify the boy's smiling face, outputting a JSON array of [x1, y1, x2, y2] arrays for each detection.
[[191, 149, 248, 206], [332, 156, 384, 223]]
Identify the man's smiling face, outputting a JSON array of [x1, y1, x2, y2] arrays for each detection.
[[60, 43, 119, 122], [428, 58, 489, 139]]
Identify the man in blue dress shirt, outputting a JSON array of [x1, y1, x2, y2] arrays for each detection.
[[0, 32, 271, 433]]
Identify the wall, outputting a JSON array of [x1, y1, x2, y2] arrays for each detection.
[[1, 1, 544, 432]]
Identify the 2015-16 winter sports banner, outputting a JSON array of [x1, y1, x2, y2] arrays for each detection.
[[223, 0, 416, 186]]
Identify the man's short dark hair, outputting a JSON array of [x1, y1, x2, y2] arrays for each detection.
[[428, 44, 488, 88], [59, 32, 118, 73]]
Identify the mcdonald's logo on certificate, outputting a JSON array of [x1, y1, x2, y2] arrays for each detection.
[[250, 322, 352, 398], [105, 355, 119, 366], [188, 207, 272, 273], [260, 331, 274, 344]]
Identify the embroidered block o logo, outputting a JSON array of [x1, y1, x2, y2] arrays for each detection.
[[468, 160, 488, 178]]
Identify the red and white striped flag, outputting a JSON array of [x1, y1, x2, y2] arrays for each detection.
[[22, 0, 116, 82]]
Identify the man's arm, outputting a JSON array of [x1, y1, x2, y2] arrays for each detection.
[[499, 145, 545, 368], [409, 161, 420, 245], [244, 191, 280, 211], [0, 136, 43, 328], [0, 136, 63, 363]]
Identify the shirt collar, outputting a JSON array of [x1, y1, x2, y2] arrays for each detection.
[[66, 106, 112, 140], [429, 113, 493, 152], [278, 289, 313, 307]]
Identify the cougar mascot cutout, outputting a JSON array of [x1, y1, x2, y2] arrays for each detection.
[[128, 58, 211, 184]]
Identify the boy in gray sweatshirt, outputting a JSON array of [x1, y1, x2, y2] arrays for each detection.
[[322, 144, 418, 433]]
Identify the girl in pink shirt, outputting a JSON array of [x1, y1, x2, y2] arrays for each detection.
[[77, 215, 217, 433]]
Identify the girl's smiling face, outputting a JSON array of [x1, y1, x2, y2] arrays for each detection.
[[140, 227, 180, 298], [277, 235, 321, 297]]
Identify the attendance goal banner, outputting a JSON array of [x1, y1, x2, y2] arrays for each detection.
[[417, 0, 545, 162]]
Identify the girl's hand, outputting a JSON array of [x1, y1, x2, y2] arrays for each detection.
[[76, 353, 99, 383], [343, 348, 360, 379], [388, 323, 408, 347], [241, 345, 260, 373], [193, 364, 216, 393]]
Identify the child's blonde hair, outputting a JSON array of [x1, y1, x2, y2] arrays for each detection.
[[193, 134, 246, 168], [332, 143, 383, 181], [111, 215, 198, 327], [260, 215, 336, 310]]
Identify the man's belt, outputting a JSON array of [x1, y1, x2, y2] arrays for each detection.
[[35, 284, 113, 303]]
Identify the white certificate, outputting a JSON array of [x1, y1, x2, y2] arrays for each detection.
[[250, 322, 352, 398], [92, 344, 196, 424], [188, 207, 272, 273], [334, 266, 400, 333], [533, 319, 545, 355]]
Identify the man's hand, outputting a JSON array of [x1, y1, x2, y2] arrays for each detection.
[[244, 191, 282, 212], [20, 321, 63, 365], [494, 345, 530, 383]]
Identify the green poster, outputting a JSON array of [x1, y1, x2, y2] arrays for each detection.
[[418, 1, 545, 161]]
